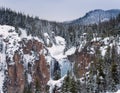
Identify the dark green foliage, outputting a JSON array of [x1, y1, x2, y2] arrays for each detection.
[[97, 60, 105, 79], [76, 80, 81, 93], [104, 46, 111, 64], [15, 26, 21, 36], [24, 85, 32, 93], [69, 77, 78, 93], [96, 57, 106, 92], [35, 79, 41, 93], [53, 70, 61, 80], [45, 85, 50, 93], [111, 62, 119, 85], [73, 62, 79, 78], [61, 72, 70, 92], [61, 72, 79, 93]]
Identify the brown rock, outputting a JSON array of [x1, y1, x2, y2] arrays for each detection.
[[6, 40, 50, 93]]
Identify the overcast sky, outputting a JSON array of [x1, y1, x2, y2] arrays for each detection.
[[0, 0, 120, 22]]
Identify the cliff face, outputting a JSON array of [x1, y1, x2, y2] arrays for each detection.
[[68, 50, 92, 78], [0, 25, 52, 93], [7, 52, 25, 93], [6, 40, 50, 93]]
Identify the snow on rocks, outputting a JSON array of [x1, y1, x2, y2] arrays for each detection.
[[100, 46, 108, 56], [27, 73, 32, 84], [116, 90, 120, 93], [0, 25, 45, 93], [55, 36, 66, 45], [0, 71, 4, 93], [47, 35, 76, 60], [44, 32, 51, 45], [47, 36, 66, 60], [47, 76, 65, 93], [23, 54, 35, 68], [65, 47, 76, 56], [106, 90, 120, 93], [48, 44, 66, 60], [0, 25, 16, 92], [91, 37, 101, 42]]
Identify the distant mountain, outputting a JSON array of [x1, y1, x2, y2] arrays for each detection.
[[70, 9, 120, 25]]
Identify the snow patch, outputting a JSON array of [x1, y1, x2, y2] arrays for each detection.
[[100, 46, 108, 56], [91, 37, 101, 42], [116, 90, 120, 93], [47, 36, 66, 60], [0, 71, 4, 93], [65, 47, 76, 56], [27, 74, 32, 84], [55, 36, 66, 45], [47, 76, 65, 93]]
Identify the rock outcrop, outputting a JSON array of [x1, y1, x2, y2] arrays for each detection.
[[5, 39, 50, 93]]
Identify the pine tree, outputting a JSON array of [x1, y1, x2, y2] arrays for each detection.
[[35, 79, 41, 93], [69, 77, 77, 93], [111, 62, 119, 85], [61, 71, 79, 93], [61, 72, 70, 93], [53, 70, 61, 80], [24, 85, 32, 93], [76, 80, 81, 93], [96, 59, 106, 92]]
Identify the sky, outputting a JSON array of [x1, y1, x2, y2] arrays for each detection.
[[0, 0, 120, 22]]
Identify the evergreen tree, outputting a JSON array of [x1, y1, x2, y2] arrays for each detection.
[[35, 79, 41, 93], [110, 62, 118, 92], [69, 77, 77, 93], [112, 63, 118, 83], [76, 80, 81, 93], [61, 72, 70, 93], [61, 71, 79, 93]]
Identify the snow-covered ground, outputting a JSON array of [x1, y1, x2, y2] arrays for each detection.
[[47, 35, 76, 60], [106, 90, 120, 93], [0, 25, 15, 93], [47, 36, 66, 60], [47, 76, 65, 93], [65, 47, 76, 56], [116, 90, 120, 93]]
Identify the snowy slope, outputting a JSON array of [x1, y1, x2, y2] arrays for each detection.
[[0, 25, 15, 93], [0, 25, 44, 92], [70, 9, 120, 25], [47, 36, 66, 60]]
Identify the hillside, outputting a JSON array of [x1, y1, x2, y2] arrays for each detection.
[[70, 9, 120, 25]]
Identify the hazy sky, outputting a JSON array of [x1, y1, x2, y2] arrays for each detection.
[[0, 0, 120, 22]]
